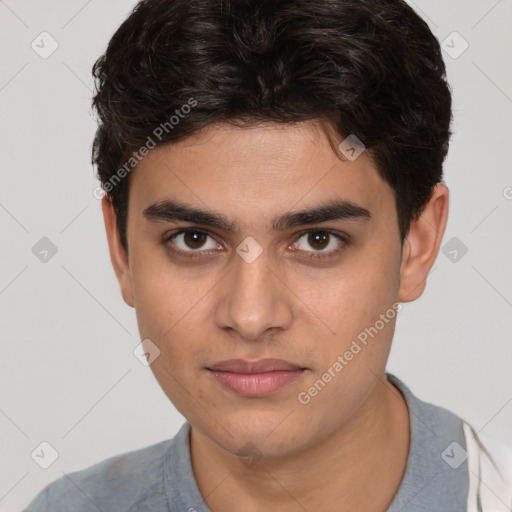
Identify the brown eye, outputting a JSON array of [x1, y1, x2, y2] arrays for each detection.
[[182, 230, 208, 250], [294, 230, 345, 254], [307, 231, 330, 250], [166, 229, 219, 253]]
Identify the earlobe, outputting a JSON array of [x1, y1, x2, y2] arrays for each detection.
[[398, 183, 449, 303], [101, 196, 135, 308]]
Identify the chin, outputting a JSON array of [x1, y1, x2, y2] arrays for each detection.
[[206, 417, 312, 459]]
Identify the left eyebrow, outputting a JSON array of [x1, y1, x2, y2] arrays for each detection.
[[272, 199, 371, 231], [142, 198, 372, 233]]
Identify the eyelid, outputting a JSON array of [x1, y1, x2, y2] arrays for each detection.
[[162, 227, 350, 259], [163, 228, 221, 254], [295, 228, 352, 246]]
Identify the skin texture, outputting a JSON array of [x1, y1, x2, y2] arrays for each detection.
[[102, 120, 449, 512]]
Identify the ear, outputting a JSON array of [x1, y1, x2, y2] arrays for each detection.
[[398, 183, 449, 302], [101, 196, 135, 308]]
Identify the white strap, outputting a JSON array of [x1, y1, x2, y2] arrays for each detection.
[[463, 422, 512, 512]]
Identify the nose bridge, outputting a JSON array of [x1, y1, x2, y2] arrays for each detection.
[[216, 240, 292, 339]]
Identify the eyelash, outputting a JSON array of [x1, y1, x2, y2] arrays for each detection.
[[161, 228, 351, 262]]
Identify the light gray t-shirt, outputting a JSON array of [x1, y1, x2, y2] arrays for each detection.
[[24, 373, 469, 511]]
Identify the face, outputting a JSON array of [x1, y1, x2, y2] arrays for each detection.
[[112, 120, 407, 458]]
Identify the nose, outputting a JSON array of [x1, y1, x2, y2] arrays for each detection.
[[214, 244, 293, 341]]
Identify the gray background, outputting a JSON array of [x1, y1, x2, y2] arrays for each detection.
[[0, 0, 511, 510]]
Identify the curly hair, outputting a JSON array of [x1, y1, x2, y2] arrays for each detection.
[[91, 0, 452, 254]]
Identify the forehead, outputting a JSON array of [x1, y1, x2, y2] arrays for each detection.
[[128, 121, 394, 225]]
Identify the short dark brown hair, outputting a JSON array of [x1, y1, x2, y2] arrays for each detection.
[[91, 0, 452, 253]]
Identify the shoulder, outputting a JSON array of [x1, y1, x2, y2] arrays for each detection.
[[24, 439, 172, 512], [463, 423, 512, 512], [386, 373, 470, 511], [387, 373, 467, 441], [388, 373, 512, 511]]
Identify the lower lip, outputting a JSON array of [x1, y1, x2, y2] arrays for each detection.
[[208, 370, 305, 397]]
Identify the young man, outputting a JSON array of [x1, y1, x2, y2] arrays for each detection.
[[25, 0, 512, 510]]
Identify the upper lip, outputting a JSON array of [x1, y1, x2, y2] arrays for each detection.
[[207, 358, 305, 373]]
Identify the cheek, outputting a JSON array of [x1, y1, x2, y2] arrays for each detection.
[[304, 251, 399, 333], [346, 236, 401, 309], [134, 277, 205, 414], [132, 273, 174, 341], [130, 244, 188, 336], [131, 256, 213, 366], [298, 241, 401, 374]]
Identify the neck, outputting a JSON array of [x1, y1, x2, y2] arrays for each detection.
[[190, 374, 410, 512]]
